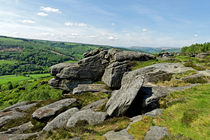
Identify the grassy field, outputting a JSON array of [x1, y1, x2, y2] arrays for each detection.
[[128, 83, 210, 140], [0, 73, 51, 84], [0, 60, 17, 65]]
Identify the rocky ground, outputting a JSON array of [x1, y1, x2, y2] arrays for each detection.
[[0, 49, 209, 140]]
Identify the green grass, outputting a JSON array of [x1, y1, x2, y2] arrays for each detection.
[[0, 77, 63, 110], [128, 84, 210, 140], [63, 60, 78, 63], [0, 60, 17, 65], [0, 73, 51, 84], [131, 59, 163, 70]]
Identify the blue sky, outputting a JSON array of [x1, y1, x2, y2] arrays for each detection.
[[0, 0, 210, 47]]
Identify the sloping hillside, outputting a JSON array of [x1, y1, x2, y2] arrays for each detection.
[[0, 36, 111, 75]]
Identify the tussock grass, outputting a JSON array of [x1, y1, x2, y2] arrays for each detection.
[[42, 117, 130, 140], [154, 84, 210, 140]]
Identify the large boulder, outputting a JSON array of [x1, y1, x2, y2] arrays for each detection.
[[144, 126, 169, 140], [32, 98, 77, 120], [50, 63, 73, 76], [43, 108, 79, 131], [106, 48, 156, 62], [66, 109, 107, 128], [49, 78, 92, 91], [57, 50, 109, 80], [73, 84, 111, 94], [49, 48, 156, 91], [102, 61, 130, 89], [106, 71, 144, 116]]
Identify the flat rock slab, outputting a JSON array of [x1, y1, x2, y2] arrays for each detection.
[[106, 70, 144, 116], [144, 126, 169, 140], [0, 102, 29, 112], [66, 109, 107, 128], [104, 129, 133, 140], [0, 102, 37, 113], [0, 111, 25, 128], [32, 98, 77, 120], [145, 109, 162, 117], [0, 122, 33, 134], [73, 84, 111, 94], [0, 132, 39, 140], [81, 99, 106, 111], [43, 108, 79, 131]]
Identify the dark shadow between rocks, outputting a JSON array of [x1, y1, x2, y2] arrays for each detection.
[[125, 87, 160, 117]]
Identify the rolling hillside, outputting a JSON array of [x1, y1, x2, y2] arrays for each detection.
[[0, 36, 112, 75]]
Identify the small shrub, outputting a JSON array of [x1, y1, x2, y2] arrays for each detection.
[[181, 109, 199, 126], [184, 61, 206, 71], [184, 77, 208, 84]]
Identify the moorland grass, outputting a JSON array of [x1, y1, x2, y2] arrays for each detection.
[[128, 84, 210, 140]]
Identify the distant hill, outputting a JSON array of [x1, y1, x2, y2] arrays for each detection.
[[0, 36, 113, 75], [181, 43, 210, 54], [129, 46, 181, 54]]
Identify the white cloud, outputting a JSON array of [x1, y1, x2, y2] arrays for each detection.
[[142, 28, 148, 32], [40, 6, 61, 14], [37, 12, 48, 17], [108, 36, 118, 40], [194, 34, 198, 37], [111, 23, 115, 26], [22, 19, 35, 24], [64, 22, 87, 27]]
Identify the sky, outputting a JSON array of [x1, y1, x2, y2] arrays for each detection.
[[0, 0, 210, 48]]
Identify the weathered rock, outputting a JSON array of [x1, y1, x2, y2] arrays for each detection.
[[73, 84, 111, 94], [43, 108, 79, 131], [81, 99, 106, 111], [49, 78, 92, 91], [32, 98, 77, 120], [102, 61, 130, 89], [144, 126, 169, 140], [66, 109, 107, 128], [50, 63, 73, 76], [145, 109, 162, 117], [196, 52, 210, 58], [57, 50, 108, 80], [49, 49, 156, 91], [0, 102, 29, 112], [158, 52, 174, 58], [103, 129, 133, 140], [140, 85, 170, 109], [0, 122, 33, 134], [0, 132, 39, 140], [141, 84, 198, 110], [0, 111, 25, 128], [107, 48, 156, 62], [106, 70, 144, 116], [49, 49, 111, 91], [14, 103, 37, 112], [83, 48, 103, 58]]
